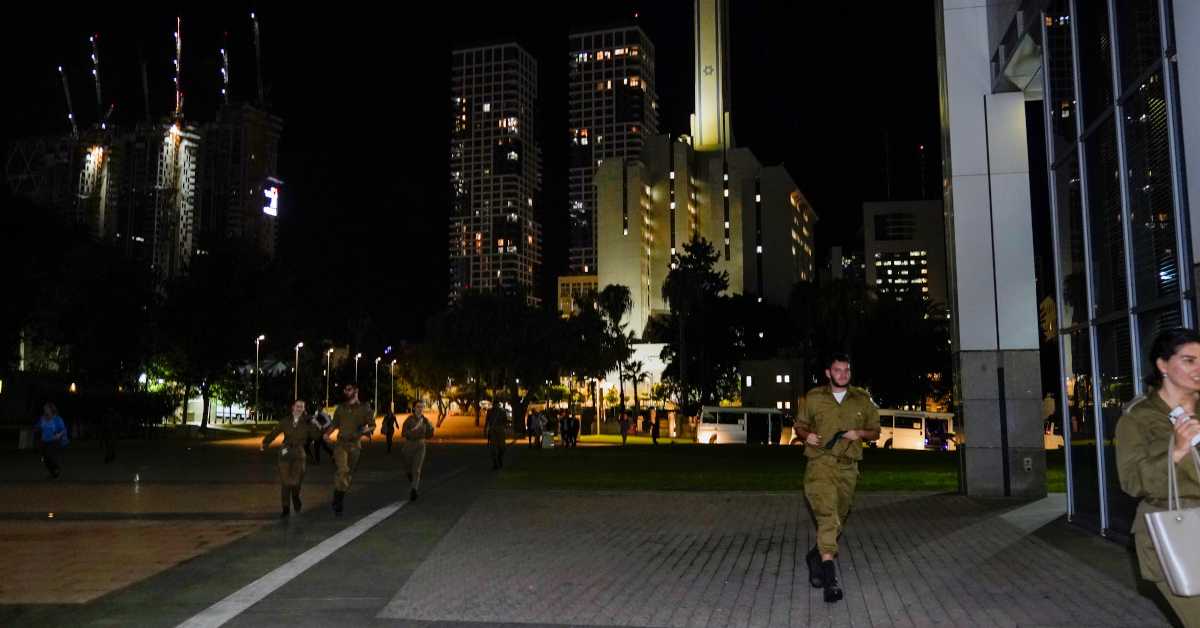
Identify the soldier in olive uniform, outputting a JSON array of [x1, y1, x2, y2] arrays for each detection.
[[793, 353, 880, 603], [261, 400, 320, 518], [401, 401, 435, 501], [485, 404, 508, 470], [1115, 329, 1200, 627], [324, 383, 375, 516]]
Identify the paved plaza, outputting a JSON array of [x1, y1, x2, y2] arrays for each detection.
[[0, 421, 1179, 627]]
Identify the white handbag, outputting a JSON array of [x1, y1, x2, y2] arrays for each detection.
[[1144, 436, 1200, 597]]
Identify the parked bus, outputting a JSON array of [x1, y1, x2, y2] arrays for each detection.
[[876, 410, 957, 451], [696, 406, 787, 445]]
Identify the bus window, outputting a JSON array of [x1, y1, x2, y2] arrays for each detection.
[[701, 412, 717, 424], [893, 417, 919, 430], [879, 416, 894, 428], [718, 412, 743, 425]]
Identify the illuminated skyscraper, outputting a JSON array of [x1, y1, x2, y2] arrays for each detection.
[[448, 43, 543, 303], [567, 26, 658, 276]]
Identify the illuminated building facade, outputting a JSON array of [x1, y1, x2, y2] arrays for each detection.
[[556, 274, 599, 317], [568, 26, 659, 276], [196, 103, 283, 261], [863, 200, 948, 306], [596, 0, 816, 339], [449, 43, 543, 304]]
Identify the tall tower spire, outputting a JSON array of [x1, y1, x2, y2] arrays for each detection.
[[691, 0, 732, 152]]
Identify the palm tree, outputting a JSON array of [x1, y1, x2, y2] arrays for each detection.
[[626, 360, 650, 410], [596, 284, 633, 410]]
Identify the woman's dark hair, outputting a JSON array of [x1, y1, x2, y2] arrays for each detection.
[[1144, 327, 1200, 388], [43, 401, 58, 417]]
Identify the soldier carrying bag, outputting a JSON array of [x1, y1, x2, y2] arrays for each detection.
[[1144, 434, 1200, 597]]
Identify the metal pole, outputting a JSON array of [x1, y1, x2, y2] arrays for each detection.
[[390, 360, 397, 414], [293, 342, 303, 400], [325, 349, 332, 408], [374, 357, 381, 411]]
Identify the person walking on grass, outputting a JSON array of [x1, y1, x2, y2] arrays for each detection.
[[401, 400, 435, 500], [261, 400, 320, 518], [325, 384, 375, 516], [35, 402, 68, 479], [618, 410, 631, 445], [793, 352, 879, 604]]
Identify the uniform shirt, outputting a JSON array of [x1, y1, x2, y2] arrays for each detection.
[[1114, 390, 1200, 582], [37, 416, 67, 443], [403, 413, 434, 441], [798, 385, 880, 461], [262, 414, 318, 459], [331, 402, 375, 444], [1115, 391, 1200, 507], [485, 409, 507, 435]]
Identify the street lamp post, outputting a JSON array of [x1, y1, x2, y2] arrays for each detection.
[[390, 359, 397, 413], [325, 348, 334, 408], [254, 335, 265, 423], [354, 352, 363, 384], [374, 357, 381, 411], [293, 342, 304, 400]]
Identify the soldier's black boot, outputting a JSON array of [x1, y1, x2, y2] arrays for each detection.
[[409, 488, 419, 502], [332, 490, 345, 516], [280, 505, 290, 518], [821, 560, 843, 603], [806, 546, 824, 588], [291, 488, 302, 512]]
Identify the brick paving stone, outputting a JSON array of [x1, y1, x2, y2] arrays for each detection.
[[377, 491, 1172, 628]]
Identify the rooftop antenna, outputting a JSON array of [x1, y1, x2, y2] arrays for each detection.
[[220, 32, 231, 105], [89, 34, 104, 129], [173, 17, 184, 121], [58, 65, 78, 137], [251, 11, 265, 105]]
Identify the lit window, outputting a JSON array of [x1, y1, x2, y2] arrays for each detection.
[[723, 173, 729, 181], [756, 245, 763, 253], [482, 103, 491, 112], [669, 171, 675, 180], [785, 401, 792, 410], [755, 194, 761, 202], [775, 375, 783, 383], [777, 401, 784, 409], [745, 376, 753, 387], [784, 375, 791, 383], [723, 189, 729, 197], [670, 201, 676, 209]]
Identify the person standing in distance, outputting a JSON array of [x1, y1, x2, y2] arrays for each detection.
[[35, 402, 68, 479], [381, 409, 399, 453], [793, 352, 879, 603], [485, 403, 508, 470], [401, 400, 435, 500], [325, 383, 375, 516], [261, 400, 320, 518]]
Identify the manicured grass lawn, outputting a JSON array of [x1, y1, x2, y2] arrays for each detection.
[[498, 441, 1068, 493]]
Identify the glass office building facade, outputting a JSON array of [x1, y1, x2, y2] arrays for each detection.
[[1040, 0, 1194, 536]]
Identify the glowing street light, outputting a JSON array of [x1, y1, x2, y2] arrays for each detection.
[[374, 356, 382, 412], [325, 348, 334, 408], [254, 335, 266, 423], [354, 352, 363, 383], [389, 359, 397, 413], [293, 342, 304, 400]]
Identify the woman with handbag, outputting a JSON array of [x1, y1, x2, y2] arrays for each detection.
[[1116, 327, 1200, 626]]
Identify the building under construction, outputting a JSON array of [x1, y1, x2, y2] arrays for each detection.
[[4, 14, 283, 281]]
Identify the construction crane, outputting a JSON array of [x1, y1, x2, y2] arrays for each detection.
[[220, 32, 231, 105], [173, 17, 184, 121], [251, 11, 264, 105], [89, 34, 104, 129], [58, 65, 78, 137]]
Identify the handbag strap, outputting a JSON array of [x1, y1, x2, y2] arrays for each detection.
[[1166, 433, 1200, 512]]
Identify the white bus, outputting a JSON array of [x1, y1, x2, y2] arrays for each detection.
[[877, 410, 957, 451], [697, 406, 786, 444]]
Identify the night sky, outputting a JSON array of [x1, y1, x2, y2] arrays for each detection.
[[4, 2, 943, 338]]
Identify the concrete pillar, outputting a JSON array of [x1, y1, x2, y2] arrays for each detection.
[[937, 0, 1045, 499], [1173, 0, 1200, 320]]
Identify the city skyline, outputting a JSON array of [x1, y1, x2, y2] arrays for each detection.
[[4, 3, 941, 332]]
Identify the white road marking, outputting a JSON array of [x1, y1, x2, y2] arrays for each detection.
[[177, 467, 467, 628]]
